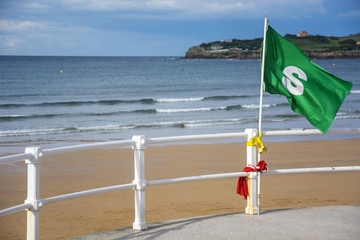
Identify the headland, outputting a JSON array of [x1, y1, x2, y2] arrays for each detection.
[[184, 32, 360, 59]]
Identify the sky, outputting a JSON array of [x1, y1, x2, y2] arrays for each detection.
[[0, 0, 359, 56]]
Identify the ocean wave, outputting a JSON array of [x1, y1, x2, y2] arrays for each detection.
[[185, 119, 252, 128], [0, 114, 27, 119], [273, 114, 302, 119], [0, 98, 156, 108], [0, 125, 135, 137], [157, 103, 278, 113], [0, 118, 259, 137], [0, 93, 62, 98], [0, 103, 285, 122], [0, 94, 258, 109], [156, 106, 226, 113], [0, 128, 70, 137], [0, 110, 160, 121], [0, 113, 69, 121], [132, 109, 157, 113], [350, 90, 360, 94], [335, 115, 360, 120], [155, 95, 254, 103], [156, 97, 204, 102], [239, 104, 276, 109], [2, 111, 355, 136], [337, 110, 360, 115], [204, 95, 254, 100], [6, 111, 335, 137]]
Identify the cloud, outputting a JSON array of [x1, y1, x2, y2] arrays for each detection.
[[0, 35, 19, 47], [0, 18, 96, 53], [0, 19, 94, 34], [0, 19, 46, 31], [22, 2, 50, 10], [58, 0, 326, 19], [60, 0, 181, 11], [0, 16, 186, 56], [338, 9, 360, 17], [0, 0, 338, 56]]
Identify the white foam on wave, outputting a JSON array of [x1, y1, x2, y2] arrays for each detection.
[[184, 117, 258, 127], [0, 128, 63, 137], [156, 106, 226, 113], [335, 115, 360, 120], [350, 90, 360, 94], [77, 125, 134, 131], [0, 115, 27, 118], [336, 112, 347, 116], [156, 97, 204, 103], [185, 122, 240, 128], [0, 117, 259, 137], [0, 125, 136, 137], [241, 104, 275, 109]]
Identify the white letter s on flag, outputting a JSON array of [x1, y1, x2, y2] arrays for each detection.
[[282, 66, 307, 95]]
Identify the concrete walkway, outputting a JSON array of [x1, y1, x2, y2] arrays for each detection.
[[72, 205, 360, 240]]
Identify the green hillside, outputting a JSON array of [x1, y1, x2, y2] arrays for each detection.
[[198, 33, 360, 52], [284, 33, 360, 51]]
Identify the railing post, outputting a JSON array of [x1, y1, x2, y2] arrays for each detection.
[[244, 129, 259, 215], [132, 136, 147, 230], [24, 147, 43, 240]]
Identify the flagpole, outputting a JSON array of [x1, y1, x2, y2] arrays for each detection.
[[257, 17, 268, 215]]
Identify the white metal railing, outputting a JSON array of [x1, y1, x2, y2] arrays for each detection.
[[0, 128, 359, 240]]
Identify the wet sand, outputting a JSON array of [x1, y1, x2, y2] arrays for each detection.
[[0, 138, 360, 239]]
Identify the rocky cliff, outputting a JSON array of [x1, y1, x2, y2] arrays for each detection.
[[184, 46, 360, 59]]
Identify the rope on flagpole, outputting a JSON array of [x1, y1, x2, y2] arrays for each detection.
[[257, 17, 269, 215]]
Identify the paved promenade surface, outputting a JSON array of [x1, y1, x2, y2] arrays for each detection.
[[73, 205, 360, 240]]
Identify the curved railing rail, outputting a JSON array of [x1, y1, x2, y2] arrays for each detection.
[[0, 128, 359, 240]]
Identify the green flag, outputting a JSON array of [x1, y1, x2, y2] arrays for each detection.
[[263, 26, 353, 133]]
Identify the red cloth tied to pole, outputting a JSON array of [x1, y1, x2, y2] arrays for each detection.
[[236, 160, 268, 200]]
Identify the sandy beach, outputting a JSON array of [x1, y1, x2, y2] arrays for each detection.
[[0, 137, 360, 239]]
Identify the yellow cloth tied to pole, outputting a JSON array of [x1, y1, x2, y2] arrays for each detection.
[[246, 132, 267, 154]]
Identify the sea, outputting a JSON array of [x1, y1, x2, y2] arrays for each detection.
[[0, 56, 359, 154]]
